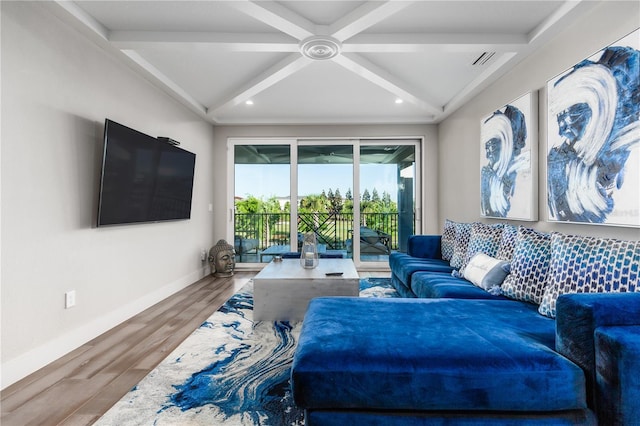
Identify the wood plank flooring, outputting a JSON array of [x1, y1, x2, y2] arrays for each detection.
[[1, 270, 387, 426], [1, 272, 252, 426]]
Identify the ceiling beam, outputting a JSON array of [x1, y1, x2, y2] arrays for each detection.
[[208, 53, 313, 119], [330, 1, 414, 42], [213, 115, 434, 125], [53, 0, 110, 41], [528, 0, 585, 44], [110, 31, 299, 52], [109, 31, 526, 54], [332, 53, 442, 116], [229, 1, 315, 41], [343, 33, 527, 53]]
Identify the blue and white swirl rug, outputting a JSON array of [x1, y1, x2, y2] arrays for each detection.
[[95, 277, 398, 425]]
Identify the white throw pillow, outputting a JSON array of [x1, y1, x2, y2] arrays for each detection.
[[463, 253, 510, 292]]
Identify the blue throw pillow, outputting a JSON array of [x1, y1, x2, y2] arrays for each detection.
[[501, 227, 551, 305], [460, 222, 504, 272], [496, 223, 519, 262], [441, 219, 457, 261], [449, 222, 473, 269], [539, 233, 640, 318]]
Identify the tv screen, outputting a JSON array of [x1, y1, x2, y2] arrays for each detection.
[[97, 119, 196, 227]]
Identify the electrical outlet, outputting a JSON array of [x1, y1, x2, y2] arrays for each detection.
[[65, 290, 76, 309], [201, 249, 208, 262]]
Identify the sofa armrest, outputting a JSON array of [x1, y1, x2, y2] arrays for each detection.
[[556, 293, 640, 412], [556, 292, 640, 371], [595, 325, 640, 425], [406, 235, 442, 259]]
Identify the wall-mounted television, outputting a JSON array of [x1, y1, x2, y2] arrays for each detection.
[[97, 119, 196, 227]]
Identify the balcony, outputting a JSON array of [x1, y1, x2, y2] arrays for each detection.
[[234, 212, 400, 263]]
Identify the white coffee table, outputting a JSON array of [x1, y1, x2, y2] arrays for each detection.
[[253, 258, 360, 321]]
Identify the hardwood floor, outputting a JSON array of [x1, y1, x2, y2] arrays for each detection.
[[1, 270, 388, 426], [1, 272, 253, 426]]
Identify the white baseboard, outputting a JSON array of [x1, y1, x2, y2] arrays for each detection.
[[1, 267, 207, 390]]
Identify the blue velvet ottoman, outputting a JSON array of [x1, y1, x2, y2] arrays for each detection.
[[292, 297, 593, 425]]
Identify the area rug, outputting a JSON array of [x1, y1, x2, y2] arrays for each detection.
[[95, 277, 398, 426]]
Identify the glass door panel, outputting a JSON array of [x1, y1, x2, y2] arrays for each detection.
[[297, 144, 353, 259], [233, 144, 290, 263], [359, 144, 417, 263]]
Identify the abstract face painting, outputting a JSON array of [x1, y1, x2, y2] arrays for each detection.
[[547, 29, 639, 227], [480, 92, 537, 220]]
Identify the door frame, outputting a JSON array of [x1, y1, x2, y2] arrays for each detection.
[[227, 136, 423, 270]]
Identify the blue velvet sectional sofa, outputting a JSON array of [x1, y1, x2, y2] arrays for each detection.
[[291, 222, 640, 425]]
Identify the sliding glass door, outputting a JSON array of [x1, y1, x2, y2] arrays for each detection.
[[230, 138, 420, 268], [358, 143, 418, 263], [233, 143, 290, 263], [297, 143, 353, 260]]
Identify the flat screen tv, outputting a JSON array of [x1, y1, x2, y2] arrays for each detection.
[[97, 119, 196, 227]]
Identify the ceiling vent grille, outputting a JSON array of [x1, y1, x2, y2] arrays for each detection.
[[300, 36, 342, 61], [472, 52, 496, 66]]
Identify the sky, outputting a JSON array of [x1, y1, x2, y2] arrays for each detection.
[[235, 163, 402, 201]]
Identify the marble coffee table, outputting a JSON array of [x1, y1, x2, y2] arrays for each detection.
[[253, 258, 359, 321]]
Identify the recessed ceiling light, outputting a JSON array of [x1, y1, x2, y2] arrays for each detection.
[[395, 98, 403, 104], [245, 100, 254, 105]]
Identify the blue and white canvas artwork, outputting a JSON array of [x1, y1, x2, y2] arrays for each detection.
[[480, 92, 537, 220], [547, 29, 640, 227]]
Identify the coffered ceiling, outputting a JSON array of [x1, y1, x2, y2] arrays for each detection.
[[52, 1, 594, 125]]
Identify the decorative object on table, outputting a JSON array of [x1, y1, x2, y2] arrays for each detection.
[[299, 232, 319, 269], [208, 239, 236, 277], [480, 91, 538, 221], [546, 28, 639, 227]]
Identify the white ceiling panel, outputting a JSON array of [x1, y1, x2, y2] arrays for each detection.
[[135, 48, 291, 107], [75, 1, 278, 32], [213, 59, 430, 123], [275, 1, 369, 26], [358, 50, 496, 107], [362, 1, 566, 34], [53, 0, 595, 125]]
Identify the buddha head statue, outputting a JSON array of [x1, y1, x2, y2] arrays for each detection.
[[208, 239, 236, 277]]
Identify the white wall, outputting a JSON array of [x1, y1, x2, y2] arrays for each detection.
[[211, 124, 440, 247], [438, 1, 640, 241], [1, 2, 216, 388]]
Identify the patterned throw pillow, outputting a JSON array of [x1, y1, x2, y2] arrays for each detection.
[[461, 222, 504, 272], [538, 233, 640, 318], [501, 227, 551, 304], [441, 219, 457, 261], [449, 222, 473, 269], [497, 223, 519, 262]]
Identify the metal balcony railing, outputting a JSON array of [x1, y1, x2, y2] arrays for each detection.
[[234, 212, 400, 254]]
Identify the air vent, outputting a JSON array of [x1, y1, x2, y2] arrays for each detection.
[[472, 52, 496, 66]]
